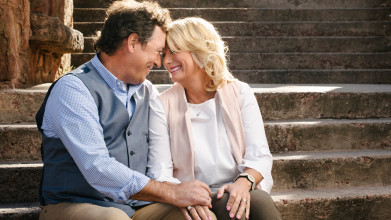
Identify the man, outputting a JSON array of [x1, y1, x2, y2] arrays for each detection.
[[36, 1, 213, 219]]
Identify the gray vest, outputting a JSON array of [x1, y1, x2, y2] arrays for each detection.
[[36, 61, 150, 216]]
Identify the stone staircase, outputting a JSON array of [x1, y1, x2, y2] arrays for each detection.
[[0, 0, 390, 219]]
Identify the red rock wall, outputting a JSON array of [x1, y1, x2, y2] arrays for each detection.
[[28, 0, 74, 86], [0, 0, 75, 88], [0, 0, 30, 88]]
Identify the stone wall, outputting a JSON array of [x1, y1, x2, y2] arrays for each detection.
[[0, 0, 30, 89], [0, 0, 83, 88]]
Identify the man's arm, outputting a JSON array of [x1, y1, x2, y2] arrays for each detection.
[[131, 179, 212, 208]]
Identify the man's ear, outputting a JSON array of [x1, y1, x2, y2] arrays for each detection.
[[126, 33, 139, 52]]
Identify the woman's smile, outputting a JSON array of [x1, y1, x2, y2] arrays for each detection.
[[169, 65, 182, 73]]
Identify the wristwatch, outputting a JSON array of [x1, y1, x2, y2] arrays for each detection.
[[234, 173, 255, 191]]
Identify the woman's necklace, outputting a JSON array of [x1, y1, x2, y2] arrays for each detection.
[[187, 91, 213, 117]]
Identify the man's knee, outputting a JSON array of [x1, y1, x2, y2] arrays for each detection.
[[98, 207, 130, 220], [39, 203, 130, 220]]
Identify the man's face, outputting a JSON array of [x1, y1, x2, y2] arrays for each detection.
[[125, 26, 166, 85]]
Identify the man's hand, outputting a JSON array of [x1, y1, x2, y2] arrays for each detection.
[[171, 180, 212, 208]]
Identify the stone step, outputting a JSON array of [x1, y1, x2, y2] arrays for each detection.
[[0, 85, 47, 124], [74, 8, 391, 22], [2, 186, 391, 219], [246, 84, 391, 120], [1, 118, 390, 162], [2, 84, 390, 123], [0, 124, 41, 162], [1, 150, 390, 203], [0, 203, 40, 220], [1, 84, 390, 123], [82, 36, 391, 53], [73, 21, 391, 37], [231, 53, 391, 70], [148, 69, 391, 84], [71, 52, 391, 71], [74, 0, 390, 9], [272, 186, 391, 219], [265, 119, 391, 153], [0, 163, 42, 203], [272, 149, 391, 190]]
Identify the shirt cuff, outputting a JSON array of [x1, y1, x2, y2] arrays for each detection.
[[118, 171, 150, 203]]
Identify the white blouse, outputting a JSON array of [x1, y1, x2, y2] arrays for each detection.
[[147, 82, 273, 193]]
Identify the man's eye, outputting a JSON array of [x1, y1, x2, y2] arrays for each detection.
[[159, 51, 165, 57]]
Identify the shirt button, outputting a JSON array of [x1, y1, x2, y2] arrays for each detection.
[[127, 131, 131, 136], [129, 151, 135, 156]]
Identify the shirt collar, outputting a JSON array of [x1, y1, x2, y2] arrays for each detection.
[[91, 54, 142, 93]]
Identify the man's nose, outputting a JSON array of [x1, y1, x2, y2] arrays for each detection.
[[154, 54, 162, 68]]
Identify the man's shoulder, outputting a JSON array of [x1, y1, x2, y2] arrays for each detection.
[[68, 61, 96, 76]]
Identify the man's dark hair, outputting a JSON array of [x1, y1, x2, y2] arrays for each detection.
[[93, 0, 171, 55]]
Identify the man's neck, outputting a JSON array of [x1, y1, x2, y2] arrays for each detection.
[[98, 51, 125, 82]]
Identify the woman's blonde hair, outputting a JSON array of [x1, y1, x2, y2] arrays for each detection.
[[166, 17, 235, 91]]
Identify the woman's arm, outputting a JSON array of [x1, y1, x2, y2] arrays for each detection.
[[238, 82, 273, 192], [216, 82, 274, 219], [147, 93, 181, 184]]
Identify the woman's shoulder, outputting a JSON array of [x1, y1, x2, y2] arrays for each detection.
[[159, 83, 184, 103], [224, 79, 251, 93]]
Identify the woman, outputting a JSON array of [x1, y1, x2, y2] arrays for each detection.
[[147, 17, 281, 220]]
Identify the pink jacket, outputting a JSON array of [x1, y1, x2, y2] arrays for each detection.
[[159, 81, 246, 181]]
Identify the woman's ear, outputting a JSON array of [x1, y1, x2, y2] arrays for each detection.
[[126, 33, 139, 52]]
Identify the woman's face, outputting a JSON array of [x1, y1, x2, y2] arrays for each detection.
[[163, 45, 201, 85]]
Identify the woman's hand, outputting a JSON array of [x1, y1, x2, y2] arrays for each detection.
[[181, 205, 212, 220], [216, 178, 252, 219]]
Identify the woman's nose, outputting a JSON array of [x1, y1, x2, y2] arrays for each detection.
[[163, 53, 171, 66]]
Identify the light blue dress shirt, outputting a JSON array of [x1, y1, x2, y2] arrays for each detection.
[[41, 55, 150, 203]]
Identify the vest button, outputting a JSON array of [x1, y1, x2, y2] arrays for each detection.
[[127, 131, 131, 136], [129, 151, 135, 156]]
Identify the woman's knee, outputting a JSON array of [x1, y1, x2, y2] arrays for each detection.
[[250, 190, 281, 220]]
